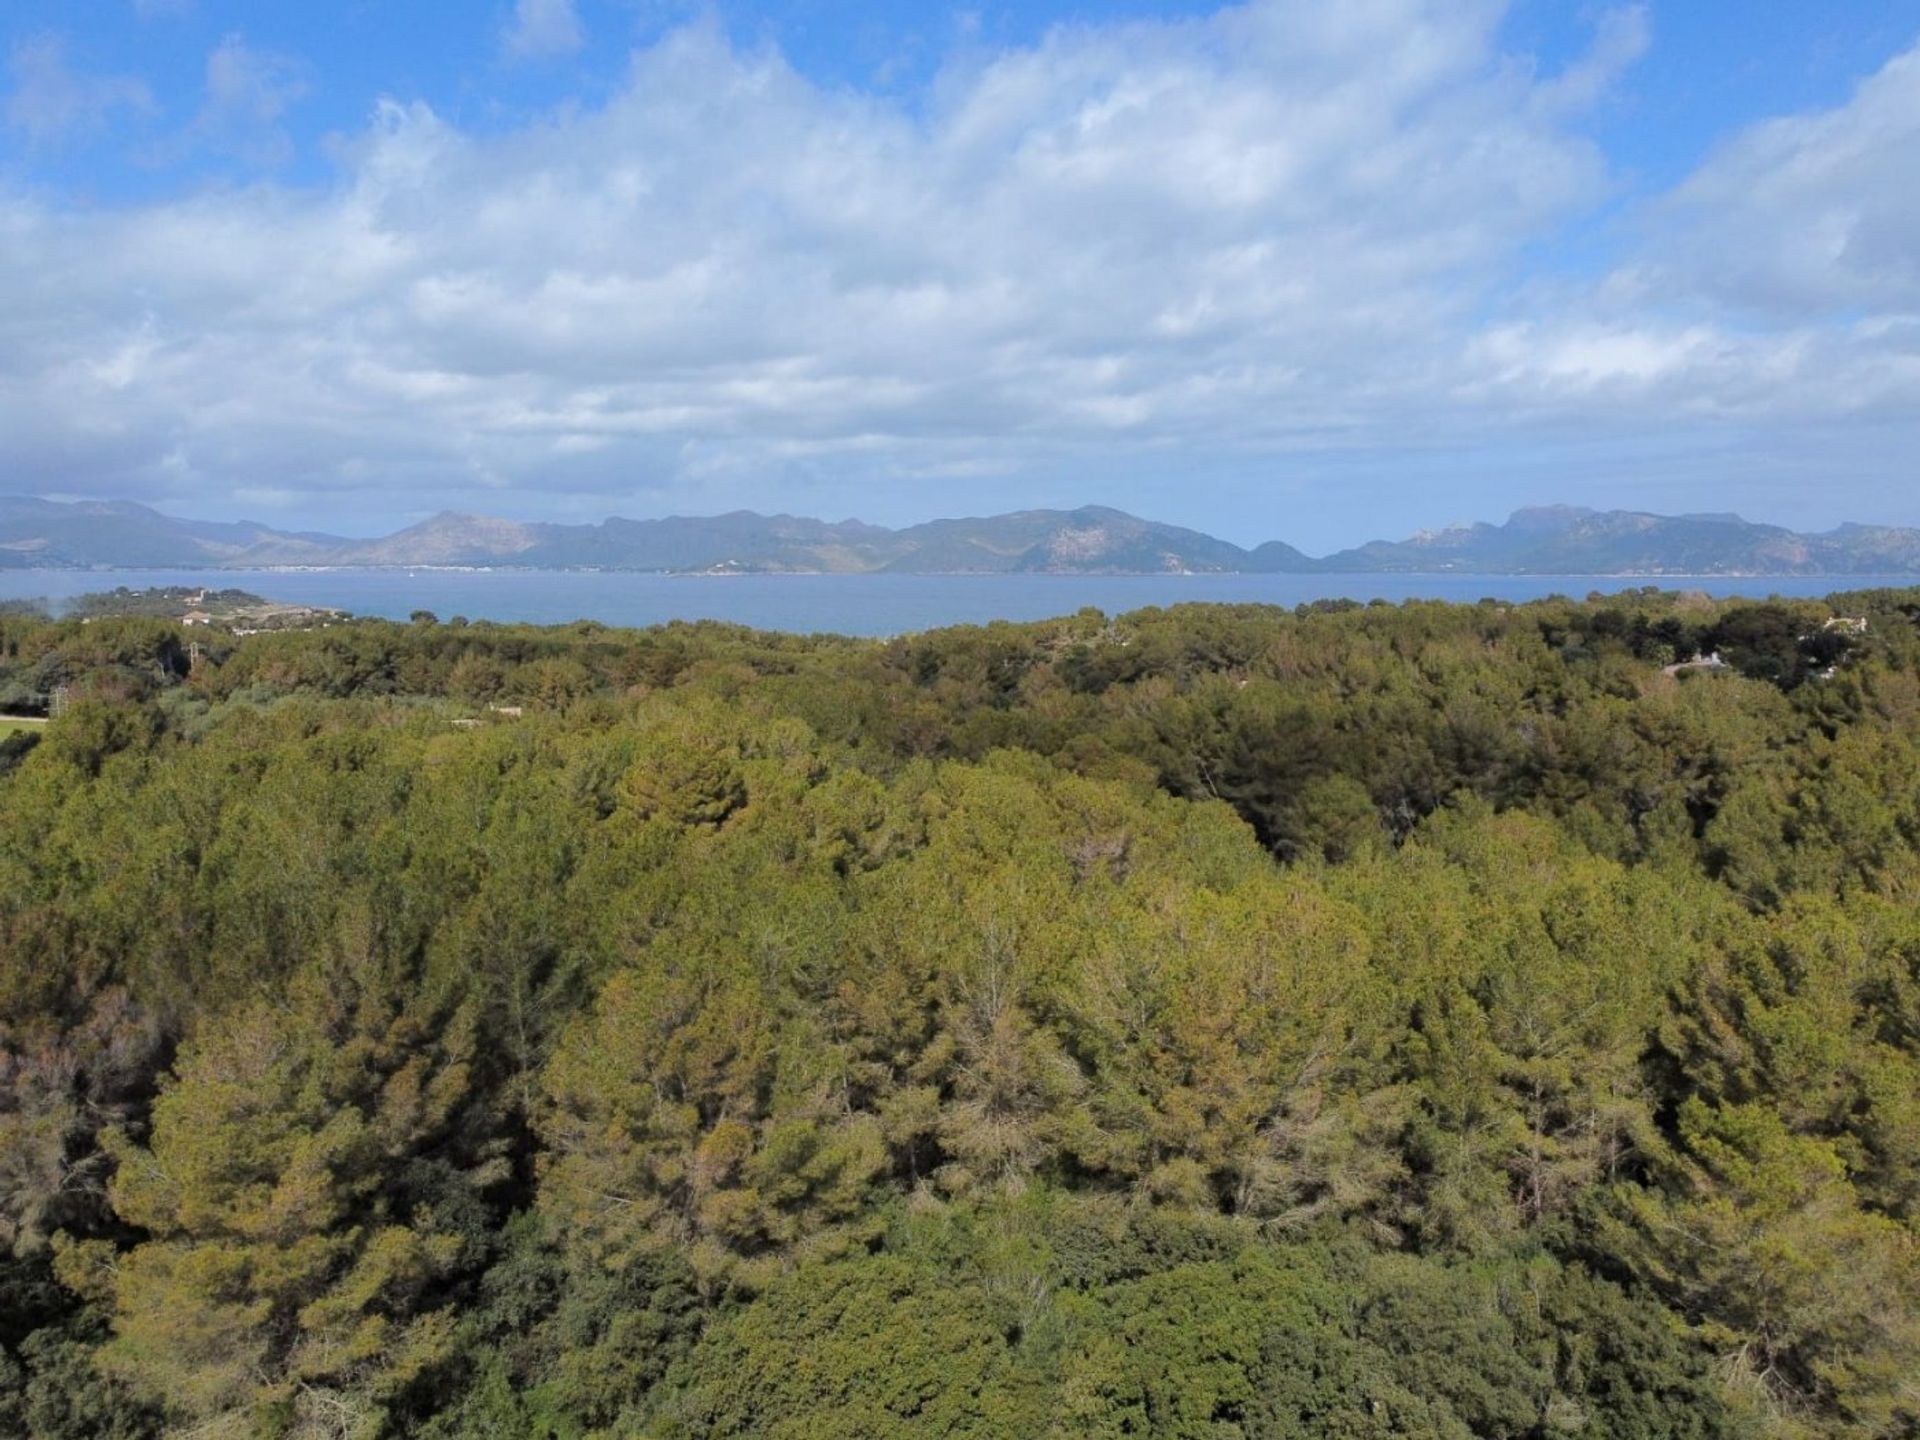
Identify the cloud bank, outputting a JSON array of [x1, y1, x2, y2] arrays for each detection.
[[0, 1, 1915, 538]]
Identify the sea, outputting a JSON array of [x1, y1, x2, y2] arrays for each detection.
[[0, 569, 1906, 638]]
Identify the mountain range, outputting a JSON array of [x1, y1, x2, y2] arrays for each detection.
[[4, 495, 1919, 576]]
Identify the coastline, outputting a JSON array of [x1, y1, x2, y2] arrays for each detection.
[[5, 563, 1917, 581]]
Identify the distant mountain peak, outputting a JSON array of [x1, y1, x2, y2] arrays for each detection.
[[408, 509, 505, 529], [1405, 522, 1481, 545], [1506, 504, 1597, 531]]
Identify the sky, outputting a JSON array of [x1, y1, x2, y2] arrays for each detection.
[[1, 1, 1916, 550]]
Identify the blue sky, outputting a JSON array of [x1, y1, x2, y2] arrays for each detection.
[[2, 1, 1916, 548]]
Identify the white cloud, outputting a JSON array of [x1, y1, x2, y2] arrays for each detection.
[[4, 35, 151, 145], [0, 3, 1916, 533], [126, 33, 312, 169], [187, 33, 310, 165], [1532, 3, 1649, 114], [1658, 41, 1920, 316], [204, 33, 307, 125], [1458, 35, 1920, 434], [503, 0, 585, 61]]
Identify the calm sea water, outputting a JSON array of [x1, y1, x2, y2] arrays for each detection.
[[0, 569, 1906, 637]]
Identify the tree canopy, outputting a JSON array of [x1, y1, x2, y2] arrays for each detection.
[[2, 586, 1918, 1436]]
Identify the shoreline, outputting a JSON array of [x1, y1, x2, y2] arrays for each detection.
[[4, 565, 1917, 581]]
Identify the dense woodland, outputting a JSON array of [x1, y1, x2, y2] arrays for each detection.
[[2, 586, 1919, 1438]]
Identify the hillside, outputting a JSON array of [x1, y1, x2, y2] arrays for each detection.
[[1319, 506, 1920, 574], [4, 494, 1920, 575], [0, 496, 346, 568]]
